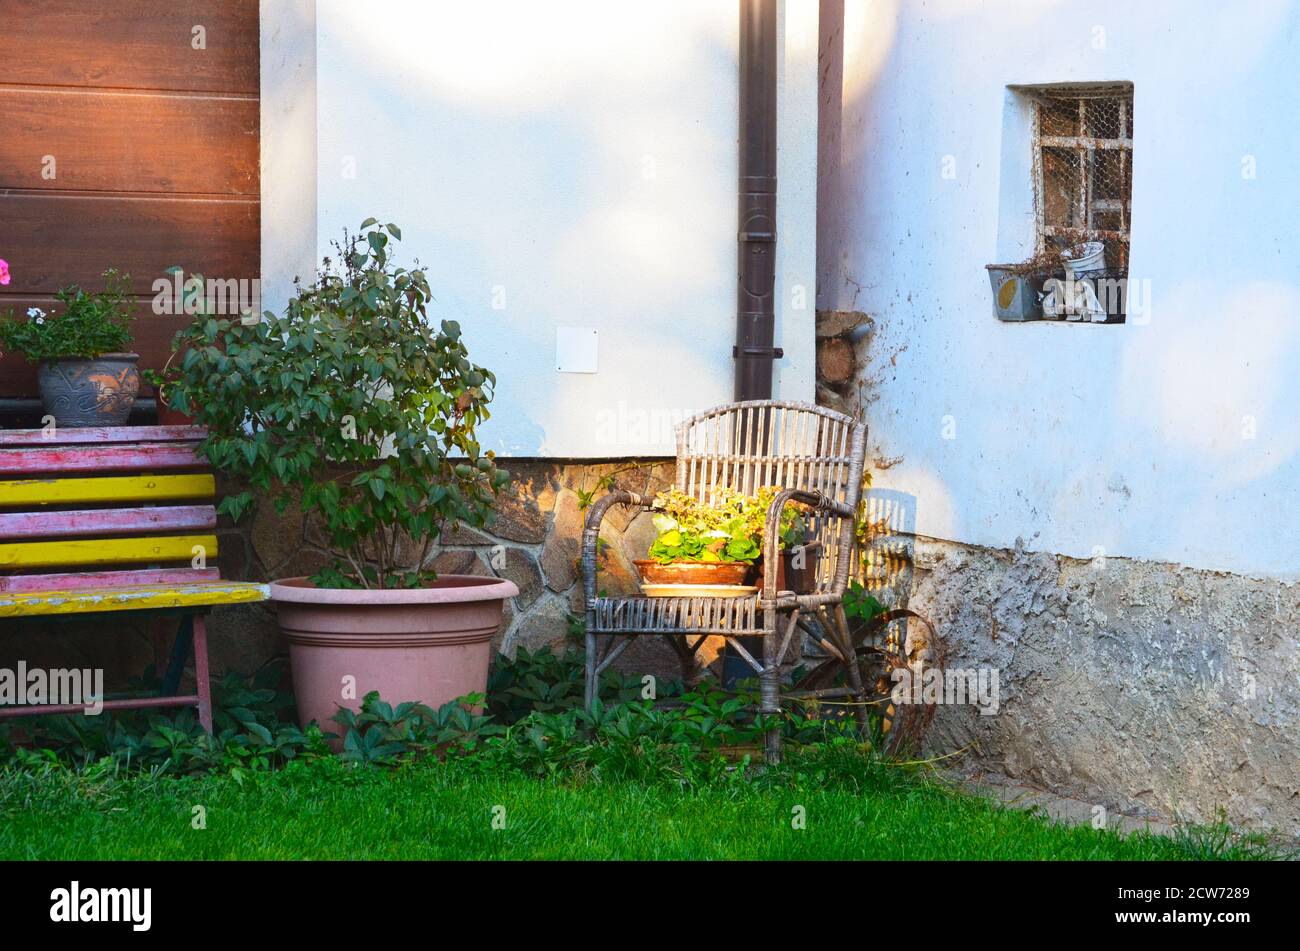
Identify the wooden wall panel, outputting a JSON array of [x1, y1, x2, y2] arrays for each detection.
[[0, 1, 259, 94], [0, 195, 259, 294], [0, 89, 258, 194], [0, 1, 260, 400]]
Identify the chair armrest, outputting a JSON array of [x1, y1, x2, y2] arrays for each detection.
[[760, 488, 854, 597], [581, 490, 645, 601]]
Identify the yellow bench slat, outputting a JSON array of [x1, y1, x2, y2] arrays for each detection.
[[0, 474, 215, 507], [0, 582, 270, 618], [0, 534, 218, 570]]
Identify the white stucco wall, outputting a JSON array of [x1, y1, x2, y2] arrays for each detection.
[[263, 0, 818, 458], [819, 0, 1300, 578]]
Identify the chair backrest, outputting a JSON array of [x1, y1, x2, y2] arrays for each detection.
[[0, 425, 223, 593], [674, 400, 867, 593]]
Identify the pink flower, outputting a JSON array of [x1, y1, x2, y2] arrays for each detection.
[[0, 258, 9, 286]]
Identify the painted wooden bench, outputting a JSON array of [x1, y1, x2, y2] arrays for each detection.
[[0, 425, 268, 732]]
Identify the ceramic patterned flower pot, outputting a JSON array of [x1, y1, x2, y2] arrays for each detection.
[[38, 353, 140, 426], [269, 574, 518, 733]]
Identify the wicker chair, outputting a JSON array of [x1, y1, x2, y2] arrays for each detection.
[[581, 400, 868, 762]]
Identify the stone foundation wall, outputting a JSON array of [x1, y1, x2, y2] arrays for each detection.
[[0, 458, 705, 696], [209, 459, 684, 678]]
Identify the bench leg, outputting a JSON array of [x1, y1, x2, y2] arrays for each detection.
[[161, 615, 194, 696], [193, 614, 213, 735]]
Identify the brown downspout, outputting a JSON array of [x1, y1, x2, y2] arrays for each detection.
[[734, 0, 781, 401], [726, 0, 781, 690]]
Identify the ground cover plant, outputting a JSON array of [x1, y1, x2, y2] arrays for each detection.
[[0, 648, 1283, 861]]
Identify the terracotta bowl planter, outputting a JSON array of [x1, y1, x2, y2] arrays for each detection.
[[633, 560, 753, 587], [38, 353, 139, 426], [270, 574, 518, 733]]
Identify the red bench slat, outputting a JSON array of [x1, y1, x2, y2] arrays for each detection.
[[0, 504, 216, 539], [0, 442, 202, 473], [0, 425, 207, 447]]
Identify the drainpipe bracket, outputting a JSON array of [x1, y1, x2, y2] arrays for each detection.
[[733, 345, 785, 359]]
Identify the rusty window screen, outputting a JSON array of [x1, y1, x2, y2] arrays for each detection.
[[1033, 85, 1133, 274]]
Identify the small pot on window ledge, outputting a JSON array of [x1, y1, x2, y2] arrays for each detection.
[[986, 264, 1052, 321]]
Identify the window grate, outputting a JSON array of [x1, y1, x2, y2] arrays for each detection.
[[1032, 85, 1133, 274]]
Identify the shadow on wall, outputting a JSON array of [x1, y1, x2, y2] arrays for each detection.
[[313, 1, 741, 457], [860, 487, 916, 609]]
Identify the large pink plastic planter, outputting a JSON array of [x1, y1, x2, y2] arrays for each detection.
[[269, 575, 518, 732]]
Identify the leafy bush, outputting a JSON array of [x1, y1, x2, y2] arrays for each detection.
[[0, 269, 134, 362], [166, 220, 509, 588]]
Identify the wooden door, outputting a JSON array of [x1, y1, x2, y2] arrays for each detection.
[[0, 0, 260, 399]]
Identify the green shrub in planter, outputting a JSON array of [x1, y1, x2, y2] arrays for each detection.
[[167, 220, 509, 589]]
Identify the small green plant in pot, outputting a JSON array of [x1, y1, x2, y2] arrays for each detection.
[[636, 487, 808, 591], [166, 220, 517, 732], [0, 269, 139, 426]]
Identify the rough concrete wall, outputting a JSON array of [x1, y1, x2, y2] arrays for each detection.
[[818, 314, 1297, 834], [901, 535, 1299, 836]]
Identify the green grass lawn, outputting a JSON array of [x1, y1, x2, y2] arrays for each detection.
[[0, 755, 1257, 861]]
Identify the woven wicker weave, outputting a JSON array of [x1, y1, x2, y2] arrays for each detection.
[[581, 400, 868, 762]]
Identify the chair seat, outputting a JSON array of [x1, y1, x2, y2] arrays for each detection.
[[590, 594, 761, 636], [0, 582, 270, 618]]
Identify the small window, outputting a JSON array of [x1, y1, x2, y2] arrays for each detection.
[[1031, 83, 1133, 276]]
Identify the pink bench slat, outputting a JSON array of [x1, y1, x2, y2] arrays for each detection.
[[0, 442, 202, 474], [0, 504, 217, 540], [0, 567, 221, 593], [0, 426, 206, 447]]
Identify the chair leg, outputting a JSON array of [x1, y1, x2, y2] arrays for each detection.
[[193, 614, 213, 734], [584, 627, 597, 711], [761, 612, 781, 765], [666, 634, 702, 689]]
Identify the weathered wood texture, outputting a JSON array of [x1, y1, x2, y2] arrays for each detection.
[[0, 425, 206, 446], [0, 0, 260, 398], [0, 567, 220, 594], [0, 1, 260, 93], [0, 442, 203, 474], [0, 505, 216, 539], [0, 426, 223, 584], [0, 474, 215, 506], [0, 581, 268, 618]]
